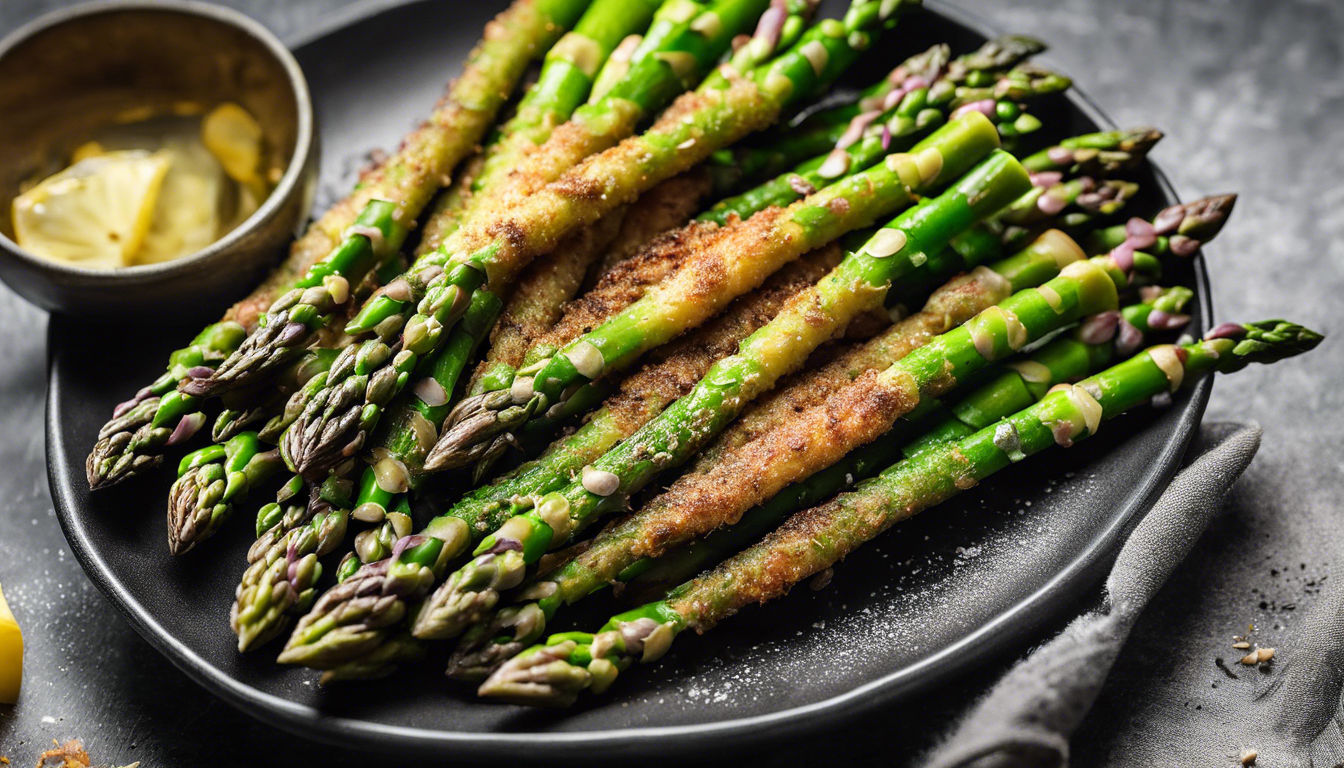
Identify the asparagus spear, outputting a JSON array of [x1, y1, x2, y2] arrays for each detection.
[[410, 146, 1032, 642], [482, 321, 1322, 705], [275, 0, 793, 484], [1021, 128, 1164, 176], [717, 36, 1063, 189], [87, 323, 247, 488], [230, 493, 351, 651], [697, 57, 1068, 226], [791, 33, 1046, 137], [709, 195, 1231, 464], [429, 112, 1001, 472], [450, 287, 1193, 677], [584, 168, 718, 289], [85, 0, 587, 489]]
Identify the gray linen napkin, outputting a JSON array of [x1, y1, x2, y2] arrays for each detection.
[[921, 422, 1296, 768]]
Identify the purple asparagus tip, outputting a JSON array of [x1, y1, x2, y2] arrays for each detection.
[[1079, 311, 1121, 345], [164, 412, 207, 447], [1125, 217, 1158, 250], [1029, 171, 1063, 188], [1206, 323, 1248, 341], [1108, 240, 1137, 273], [1116, 318, 1145, 355], [1046, 146, 1074, 166], [1151, 204, 1186, 235]]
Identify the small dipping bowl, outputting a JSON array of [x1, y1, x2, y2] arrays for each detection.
[[0, 0, 317, 319]]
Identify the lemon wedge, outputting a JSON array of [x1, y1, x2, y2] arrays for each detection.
[[136, 138, 226, 265], [0, 582, 21, 704], [70, 140, 106, 163], [12, 150, 170, 269], [202, 101, 267, 196]]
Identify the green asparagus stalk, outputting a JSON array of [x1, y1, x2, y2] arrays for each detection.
[[715, 36, 1063, 190], [167, 433, 276, 556], [429, 112, 1000, 473], [85, 0, 589, 489], [450, 287, 1193, 677], [475, 215, 632, 391], [712, 194, 1232, 464], [790, 33, 1046, 137], [276, 0, 791, 484], [1021, 128, 1164, 176], [487, 321, 1322, 705], [87, 323, 247, 488], [1000, 176, 1138, 228], [165, 348, 341, 555], [409, 147, 1032, 643], [180, 201, 404, 400]]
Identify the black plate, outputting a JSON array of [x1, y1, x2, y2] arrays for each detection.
[[46, 0, 1212, 760]]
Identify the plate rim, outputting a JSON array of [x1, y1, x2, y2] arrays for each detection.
[[44, 0, 1214, 759]]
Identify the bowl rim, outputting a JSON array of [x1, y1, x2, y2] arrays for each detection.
[[0, 0, 315, 282]]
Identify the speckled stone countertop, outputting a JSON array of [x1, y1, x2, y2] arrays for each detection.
[[0, 1, 1339, 765]]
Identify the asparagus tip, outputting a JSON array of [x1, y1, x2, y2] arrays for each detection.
[[447, 602, 547, 681], [411, 550, 525, 640], [477, 641, 591, 707], [1217, 320, 1324, 372]]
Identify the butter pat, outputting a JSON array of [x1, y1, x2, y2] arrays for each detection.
[[0, 582, 21, 704]]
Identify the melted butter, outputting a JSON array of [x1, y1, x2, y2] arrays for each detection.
[[12, 103, 273, 269]]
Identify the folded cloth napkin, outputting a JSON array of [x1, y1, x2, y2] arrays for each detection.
[[920, 422, 1304, 768]]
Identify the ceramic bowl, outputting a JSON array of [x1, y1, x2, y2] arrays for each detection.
[[0, 0, 317, 319]]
